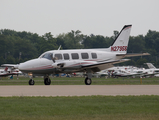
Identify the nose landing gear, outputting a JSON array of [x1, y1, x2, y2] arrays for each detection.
[[29, 79, 35, 85], [44, 77, 51, 85], [28, 75, 51, 85]]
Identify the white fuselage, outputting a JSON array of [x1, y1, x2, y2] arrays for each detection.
[[18, 49, 123, 75]]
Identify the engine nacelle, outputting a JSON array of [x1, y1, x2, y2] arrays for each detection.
[[52, 63, 65, 68]]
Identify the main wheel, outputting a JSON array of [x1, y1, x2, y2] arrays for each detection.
[[29, 79, 35, 85], [44, 78, 51, 85], [85, 77, 92, 85]]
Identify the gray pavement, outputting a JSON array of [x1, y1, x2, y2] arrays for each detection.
[[0, 85, 158, 97]]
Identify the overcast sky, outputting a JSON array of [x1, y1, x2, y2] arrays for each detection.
[[0, 0, 159, 37]]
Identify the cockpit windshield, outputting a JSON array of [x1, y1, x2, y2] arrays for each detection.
[[41, 52, 53, 60]]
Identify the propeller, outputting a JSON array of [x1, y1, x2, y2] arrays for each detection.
[[50, 53, 65, 68], [50, 53, 56, 63]]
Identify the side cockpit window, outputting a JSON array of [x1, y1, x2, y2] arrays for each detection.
[[41, 53, 53, 60]]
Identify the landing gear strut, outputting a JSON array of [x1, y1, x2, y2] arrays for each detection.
[[44, 77, 51, 85], [85, 69, 92, 85], [29, 79, 35, 85]]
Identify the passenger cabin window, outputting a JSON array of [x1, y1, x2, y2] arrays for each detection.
[[55, 54, 62, 60], [71, 53, 79, 59], [91, 53, 97, 59], [63, 53, 69, 60], [81, 53, 89, 59], [41, 53, 53, 60]]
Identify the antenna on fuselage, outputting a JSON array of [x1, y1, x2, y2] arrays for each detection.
[[58, 45, 61, 50]]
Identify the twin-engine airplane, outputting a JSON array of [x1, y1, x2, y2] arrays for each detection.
[[1, 25, 149, 85]]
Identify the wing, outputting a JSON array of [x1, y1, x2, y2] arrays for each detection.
[[52, 59, 130, 73]]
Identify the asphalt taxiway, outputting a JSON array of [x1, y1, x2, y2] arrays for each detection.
[[0, 85, 158, 97]]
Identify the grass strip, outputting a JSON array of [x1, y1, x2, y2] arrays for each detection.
[[0, 95, 159, 120]]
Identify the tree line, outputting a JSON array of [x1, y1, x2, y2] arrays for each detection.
[[0, 29, 159, 68]]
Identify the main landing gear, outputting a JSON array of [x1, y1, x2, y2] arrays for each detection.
[[28, 76, 51, 85], [85, 69, 92, 85], [85, 77, 92, 85]]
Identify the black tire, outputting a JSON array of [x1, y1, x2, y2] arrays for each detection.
[[44, 78, 51, 85], [85, 77, 92, 85], [29, 79, 35, 85]]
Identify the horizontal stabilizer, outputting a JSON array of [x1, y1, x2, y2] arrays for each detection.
[[116, 53, 150, 57]]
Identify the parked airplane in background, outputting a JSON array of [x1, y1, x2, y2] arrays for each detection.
[[93, 70, 108, 78], [146, 63, 158, 70], [144, 63, 159, 77], [0, 67, 21, 77], [1, 25, 149, 85], [112, 68, 144, 78]]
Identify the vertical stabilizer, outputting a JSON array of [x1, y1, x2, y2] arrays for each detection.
[[146, 63, 156, 69], [110, 25, 132, 54]]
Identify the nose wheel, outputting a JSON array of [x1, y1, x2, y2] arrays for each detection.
[[29, 79, 35, 85], [85, 77, 92, 85], [44, 77, 51, 85]]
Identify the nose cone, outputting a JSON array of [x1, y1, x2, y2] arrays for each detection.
[[19, 59, 40, 71], [18, 63, 27, 71]]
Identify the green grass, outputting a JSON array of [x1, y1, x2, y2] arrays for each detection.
[[0, 96, 159, 120], [0, 76, 159, 85], [0, 77, 159, 119]]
